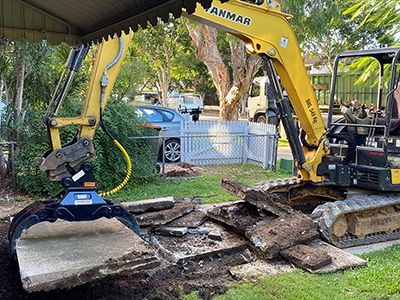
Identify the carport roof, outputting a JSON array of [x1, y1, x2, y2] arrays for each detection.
[[0, 0, 224, 45]]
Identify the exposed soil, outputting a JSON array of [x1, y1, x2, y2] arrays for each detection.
[[0, 200, 242, 300]]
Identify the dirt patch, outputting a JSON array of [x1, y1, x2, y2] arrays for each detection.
[[0, 205, 243, 300]]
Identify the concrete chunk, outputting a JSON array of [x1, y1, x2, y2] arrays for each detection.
[[245, 211, 320, 259], [229, 259, 294, 280], [136, 202, 196, 226], [220, 178, 292, 216], [151, 222, 248, 263], [208, 231, 223, 241], [188, 227, 212, 235], [16, 218, 159, 292], [120, 196, 174, 214], [167, 211, 207, 228], [280, 244, 332, 270], [207, 202, 269, 234], [308, 240, 367, 274], [173, 196, 202, 204], [155, 226, 188, 236]]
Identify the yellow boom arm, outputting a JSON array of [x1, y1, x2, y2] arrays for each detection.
[[184, 0, 329, 182], [35, 31, 133, 181]]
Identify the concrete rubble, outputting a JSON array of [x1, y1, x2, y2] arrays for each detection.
[[120, 196, 174, 214], [135, 202, 196, 226], [280, 244, 332, 270], [15, 181, 367, 293], [220, 177, 293, 216]]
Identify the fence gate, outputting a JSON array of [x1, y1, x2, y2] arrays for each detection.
[[180, 120, 277, 169]]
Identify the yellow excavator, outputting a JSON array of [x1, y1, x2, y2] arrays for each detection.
[[8, 0, 400, 270]]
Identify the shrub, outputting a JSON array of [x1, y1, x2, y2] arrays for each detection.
[[8, 100, 158, 196]]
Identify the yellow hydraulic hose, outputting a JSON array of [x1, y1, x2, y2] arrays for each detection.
[[98, 139, 132, 197]]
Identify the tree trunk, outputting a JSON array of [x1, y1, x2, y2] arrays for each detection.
[[220, 40, 261, 120], [187, 23, 261, 121], [14, 61, 26, 118]]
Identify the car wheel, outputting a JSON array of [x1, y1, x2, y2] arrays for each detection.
[[256, 115, 266, 123], [164, 139, 181, 163]]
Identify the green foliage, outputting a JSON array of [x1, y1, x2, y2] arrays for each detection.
[[92, 101, 158, 192], [10, 108, 61, 195], [7, 100, 158, 196], [283, 0, 395, 71], [113, 44, 154, 102], [344, 0, 400, 38]]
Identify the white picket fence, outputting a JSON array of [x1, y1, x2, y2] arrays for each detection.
[[180, 119, 278, 169]]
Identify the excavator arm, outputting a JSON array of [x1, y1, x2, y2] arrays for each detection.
[[36, 0, 329, 184], [184, 0, 329, 182], [35, 32, 133, 182]]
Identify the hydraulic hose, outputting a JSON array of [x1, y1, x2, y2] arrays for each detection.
[[99, 139, 132, 197], [98, 36, 132, 197]]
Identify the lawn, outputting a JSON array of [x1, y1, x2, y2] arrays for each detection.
[[183, 243, 400, 300], [111, 163, 291, 204]]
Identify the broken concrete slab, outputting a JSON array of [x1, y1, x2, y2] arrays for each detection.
[[151, 221, 249, 263], [207, 201, 270, 234], [16, 218, 159, 292], [308, 240, 367, 274], [280, 244, 332, 271], [167, 210, 207, 228], [155, 226, 188, 237], [136, 202, 196, 227], [220, 178, 293, 216], [120, 196, 174, 214], [173, 196, 202, 204], [188, 226, 213, 235], [245, 211, 320, 259], [229, 259, 294, 280]]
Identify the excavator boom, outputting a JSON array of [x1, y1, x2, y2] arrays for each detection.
[[184, 0, 329, 182]]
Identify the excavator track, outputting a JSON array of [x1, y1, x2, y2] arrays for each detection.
[[311, 195, 400, 248], [254, 179, 400, 248]]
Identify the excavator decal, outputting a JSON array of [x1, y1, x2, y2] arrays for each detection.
[[204, 5, 252, 26]]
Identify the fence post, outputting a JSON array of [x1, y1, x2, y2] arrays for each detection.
[[11, 142, 15, 190], [162, 137, 166, 176], [243, 126, 249, 165]]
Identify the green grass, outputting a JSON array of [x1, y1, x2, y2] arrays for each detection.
[[110, 163, 291, 204], [278, 138, 289, 147], [183, 243, 400, 300]]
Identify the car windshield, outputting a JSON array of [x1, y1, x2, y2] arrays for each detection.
[[184, 95, 201, 104]]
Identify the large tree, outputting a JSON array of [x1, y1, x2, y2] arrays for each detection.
[[344, 0, 399, 40], [186, 22, 261, 121]]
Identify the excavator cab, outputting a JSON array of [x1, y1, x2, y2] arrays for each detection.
[[318, 48, 400, 190]]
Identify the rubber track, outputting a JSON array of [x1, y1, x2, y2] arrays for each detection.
[[311, 194, 400, 248]]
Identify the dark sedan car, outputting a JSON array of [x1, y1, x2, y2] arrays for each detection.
[[134, 104, 184, 163]]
